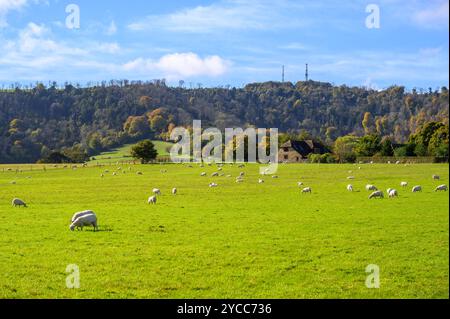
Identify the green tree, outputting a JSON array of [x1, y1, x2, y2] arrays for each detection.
[[355, 135, 381, 157], [428, 124, 449, 157], [334, 135, 359, 163], [131, 140, 158, 164], [379, 138, 394, 156]]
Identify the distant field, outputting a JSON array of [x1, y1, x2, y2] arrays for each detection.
[[0, 163, 448, 298], [89, 140, 174, 164]]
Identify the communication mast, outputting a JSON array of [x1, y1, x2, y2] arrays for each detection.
[[282, 65, 285, 82], [305, 64, 309, 81]]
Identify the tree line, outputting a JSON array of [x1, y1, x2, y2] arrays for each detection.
[[0, 80, 448, 163]]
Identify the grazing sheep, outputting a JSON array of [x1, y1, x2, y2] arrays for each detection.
[[435, 185, 448, 192], [347, 176, 355, 180], [389, 189, 398, 198], [239, 172, 245, 177], [386, 188, 393, 195], [112, 172, 117, 176], [369, 191, 384, 199], [412, 186, 422, 193], [258, 179, 265, 184], [172, 188, 177, 195], [12, 198, 27, 207], [226, 174, 232, 178], [396, 161, 401, 165], [400, 182, 408, 187], [211, 172, 219, 177], [433, 175, 440, 180], [236, 178, 244, 183], [201, 172, 207, 176], [302, 187, 312, 194], [71, 210, 95, 223], [347, 185, 353, 192], [209, 183, 218, 188], [70, 214, 98, 231], [272, 175, 279, 179], [153, 188, 161, 195], [148, 196, 157, 204], [297, 182, 304, 187], [366, 184, 378, 191]]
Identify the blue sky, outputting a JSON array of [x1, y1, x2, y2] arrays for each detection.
[[0, 0, 448, 89]]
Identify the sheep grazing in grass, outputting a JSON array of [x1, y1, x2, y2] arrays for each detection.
[[302, 187, 312, 194], [201, 172, 207, 176], [148, 196, 157, 205], [272, 175, 279, 179], [211, 172, 219, 177], [70, 213, 98, 232], [401, 182, 408, 187], [239, 172, 245, 177], [432, 175, 440, 180], [347, 176, 355, 180], [71, 210, 95, 223], [347, 185, 353, 192], [389, 189, 398, 198], [209, 183, 218, 188], [172, 188, 177, 195], [297, 182, 304, 187], [258, 179, 264, 184], [236, 177, 244, 183], [153, 188, 161, 195], [112, 172, 117, 176], [396, 161, 401, 165], [435, 185, 448, 192], [369, 191, 384, 199], [12, 198, 27, 207], [412, 186, 422, 193], [366, 185, 378, 191]]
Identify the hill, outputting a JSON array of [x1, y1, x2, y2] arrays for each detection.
[[0, 80, 448, 163]]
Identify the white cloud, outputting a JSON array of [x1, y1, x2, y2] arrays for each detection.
[[0, 0, 27, 27], [128, 0, 306, 33], [412, 0, 449, 29], [123, 52, 231, 79]]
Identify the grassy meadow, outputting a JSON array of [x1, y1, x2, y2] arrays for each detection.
[[88, 141, 174, 164], [0, 162, 448, 299]]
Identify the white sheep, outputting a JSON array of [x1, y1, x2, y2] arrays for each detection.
[[209, 183, 218, 188], [148, 196, 157, 204], [71, 210, 95, 223], [302, 187, 312, 194], [389, 189, 398, 198], [153, 188, 162, 195], [201, 172, 207, 176], [412, 186, 422, 193], [369, 191, 384, 199], [347, 185, 353, 192], [400, 182, 408, 187], [297, 182, 304, 187], [435, 185, 448, 192], [70, 214, 98, 231], [172, 188, 177, 195], [211, 172, 219, 177], [366, 184, 378, 191], [258, 179, 265, 184], [12, 198, 27, 207]]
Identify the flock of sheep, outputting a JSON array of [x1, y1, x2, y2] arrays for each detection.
[[347, 174, 448, 199], [7, 162, 448, 232]]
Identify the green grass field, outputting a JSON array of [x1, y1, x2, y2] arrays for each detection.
[[88, 140, 174, 164], [0, 163, 448, 299]]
